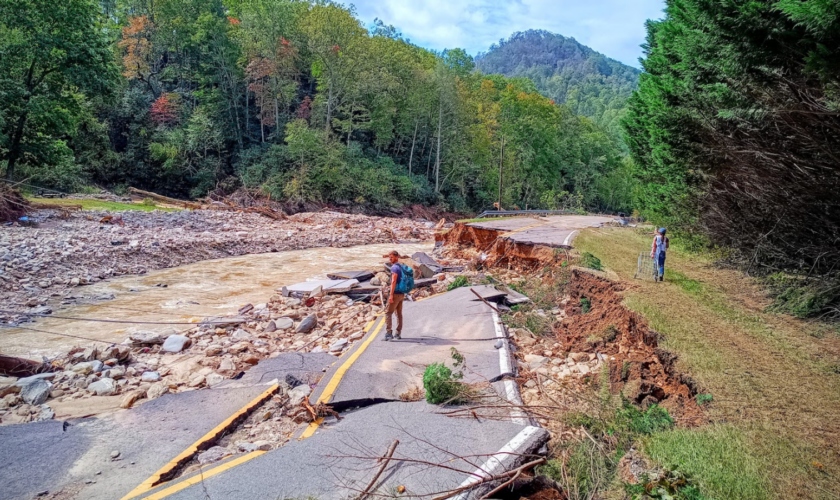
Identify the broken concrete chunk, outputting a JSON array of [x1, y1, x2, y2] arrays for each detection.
[[21, 379, 51, 405], [205, 373, 225, 387], [15, 373, 55, 387], [202, 316, 247, 328], [161, 335, 191, 353], [329, 339, 348, 352], [296, 315, 317, 334]]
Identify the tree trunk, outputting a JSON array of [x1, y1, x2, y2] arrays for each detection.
[[435, 102, 442, 193], [408, 120, 419, 175], [325, 80, 333, 134], [274, 77, 280, 140], [4, 109, 29, 181]]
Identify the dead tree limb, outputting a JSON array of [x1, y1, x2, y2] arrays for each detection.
[[358, 439, 399, 500]]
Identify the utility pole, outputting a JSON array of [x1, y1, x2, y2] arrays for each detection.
[[497, 136, 504, 210]]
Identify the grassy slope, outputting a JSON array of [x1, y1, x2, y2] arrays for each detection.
[[27, 197, 178, 212], [574, 228, 840, 500]]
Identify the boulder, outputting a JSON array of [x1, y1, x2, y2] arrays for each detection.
[[524, 354, 548, 369], [205, 373, 225, 387], [198, 446, 231, 465], [296, 315, 317, 334], [88, 378, 117, 396], [20, 379, 51, 405], [264, 321, 277, 333], [130, 331, 167, 345], [70, 360, 104, 375], [204, 345, 223, 356], [161, 335, 191, 353]]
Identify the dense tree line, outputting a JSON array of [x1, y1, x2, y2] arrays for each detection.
[[476, 30, 641, 141], [625, 0, 840, 317], [0, 0, 633, 213]]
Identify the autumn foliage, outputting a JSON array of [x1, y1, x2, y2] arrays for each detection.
[[150, 93, 180, 125], [119, 16, 153, 79]]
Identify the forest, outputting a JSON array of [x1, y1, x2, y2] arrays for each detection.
[[0, 0, 633, 214], [625, 0, 840, 318], [476, 30, 641, 141]]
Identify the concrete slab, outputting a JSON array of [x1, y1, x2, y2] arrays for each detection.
[[468, 215, 614, 248], [310, 287, 514, 410], [286, 279, 359, 294], [158, 402, 550, 500], [0, 385, 271, 500], [327, 271, 375, 282]]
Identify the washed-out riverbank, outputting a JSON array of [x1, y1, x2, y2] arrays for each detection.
[[0, 208, 436, 318]]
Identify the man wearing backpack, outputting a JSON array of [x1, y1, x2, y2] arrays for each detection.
[[382, 250, 414, 341]]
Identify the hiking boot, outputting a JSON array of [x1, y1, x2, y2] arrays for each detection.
[[384, 332, 393, 341], [394, 332, 401, 340]]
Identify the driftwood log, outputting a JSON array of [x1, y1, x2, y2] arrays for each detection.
[[129, 187, 202, 209]]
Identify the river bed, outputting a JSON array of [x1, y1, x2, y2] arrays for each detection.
[[1, 242, 432, 358]]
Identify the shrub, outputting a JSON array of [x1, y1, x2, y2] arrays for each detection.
[[141, 197, 156, 207], [580, 297, 592, 313], [423, 348, 468, 404], [447, 275, 470, 291]]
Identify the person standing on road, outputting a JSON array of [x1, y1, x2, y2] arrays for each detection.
[[382, 250, 404, 341], [650, 228, 669, 282]]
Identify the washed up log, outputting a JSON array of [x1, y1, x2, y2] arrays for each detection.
[[0, 355, 51, 377], [129, 187, 202, 209], [244, 205, 286, 221]]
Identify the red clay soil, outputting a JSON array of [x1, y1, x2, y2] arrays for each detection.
[[441, 222, 563, 268], [558, 270, 703, 423]]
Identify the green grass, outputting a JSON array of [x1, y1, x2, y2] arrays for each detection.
[[27, 197, 179, 212], [643, 426, 771, 500], [579, 251, 603, 271], [668, 269, 703, 294]]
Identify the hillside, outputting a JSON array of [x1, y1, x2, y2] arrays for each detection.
[[476, 30, 640, 137]]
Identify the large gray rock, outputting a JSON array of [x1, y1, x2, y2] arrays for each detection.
[[329, 339, 348, 353], [21, 380, 51, 405], [15, 373, 55, 387], [161, 335, 191, 353], [88, 377, 117, 396], [198, 446, 231, 465], [296, 315, 317, 334]]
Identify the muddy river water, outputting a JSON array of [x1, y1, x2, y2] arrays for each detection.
[[1, 242, 433, 358]]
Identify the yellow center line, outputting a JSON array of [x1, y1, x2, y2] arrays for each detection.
[[299, 318, 386, 439], [139, 451, 266, 500], [120, 383, 279, 500]]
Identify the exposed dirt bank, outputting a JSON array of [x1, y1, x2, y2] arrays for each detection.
[[441, 221, 563, 268]]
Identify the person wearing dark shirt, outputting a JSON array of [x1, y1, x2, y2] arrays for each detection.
[[382, 250, 404, 341]]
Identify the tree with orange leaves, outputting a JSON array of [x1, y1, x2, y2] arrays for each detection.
[[118, 16, 159, 96]]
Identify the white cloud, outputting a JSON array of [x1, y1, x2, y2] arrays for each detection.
[[348, 0, 665, 68]]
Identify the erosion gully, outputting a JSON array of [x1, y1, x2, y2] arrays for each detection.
[[0, 242, 432, 358]]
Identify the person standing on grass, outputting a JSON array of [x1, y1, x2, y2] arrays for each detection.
[[382, 250, 404, 341], [651, 228, 669, 281]]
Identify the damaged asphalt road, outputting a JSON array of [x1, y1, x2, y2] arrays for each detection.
[[0, 285, 547, 500]]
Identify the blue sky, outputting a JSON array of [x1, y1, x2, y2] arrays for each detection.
[[349, 0, 666, 68]]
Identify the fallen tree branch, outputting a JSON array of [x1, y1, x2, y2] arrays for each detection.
[[429, 457, 546, 500], [129, 187, 202, 209], [358, 439, 400, 500]]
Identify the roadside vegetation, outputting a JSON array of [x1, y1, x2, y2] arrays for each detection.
[[573, 227, 840, 499]]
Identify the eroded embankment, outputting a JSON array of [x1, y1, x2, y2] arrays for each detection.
[[559, 270, 702, 422], [441, 222, 562, 268]]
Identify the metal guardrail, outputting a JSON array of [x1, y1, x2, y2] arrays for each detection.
[[476, 210, 576, 218]]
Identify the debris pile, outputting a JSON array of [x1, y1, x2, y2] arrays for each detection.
[[0, 252, 461, 425]]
